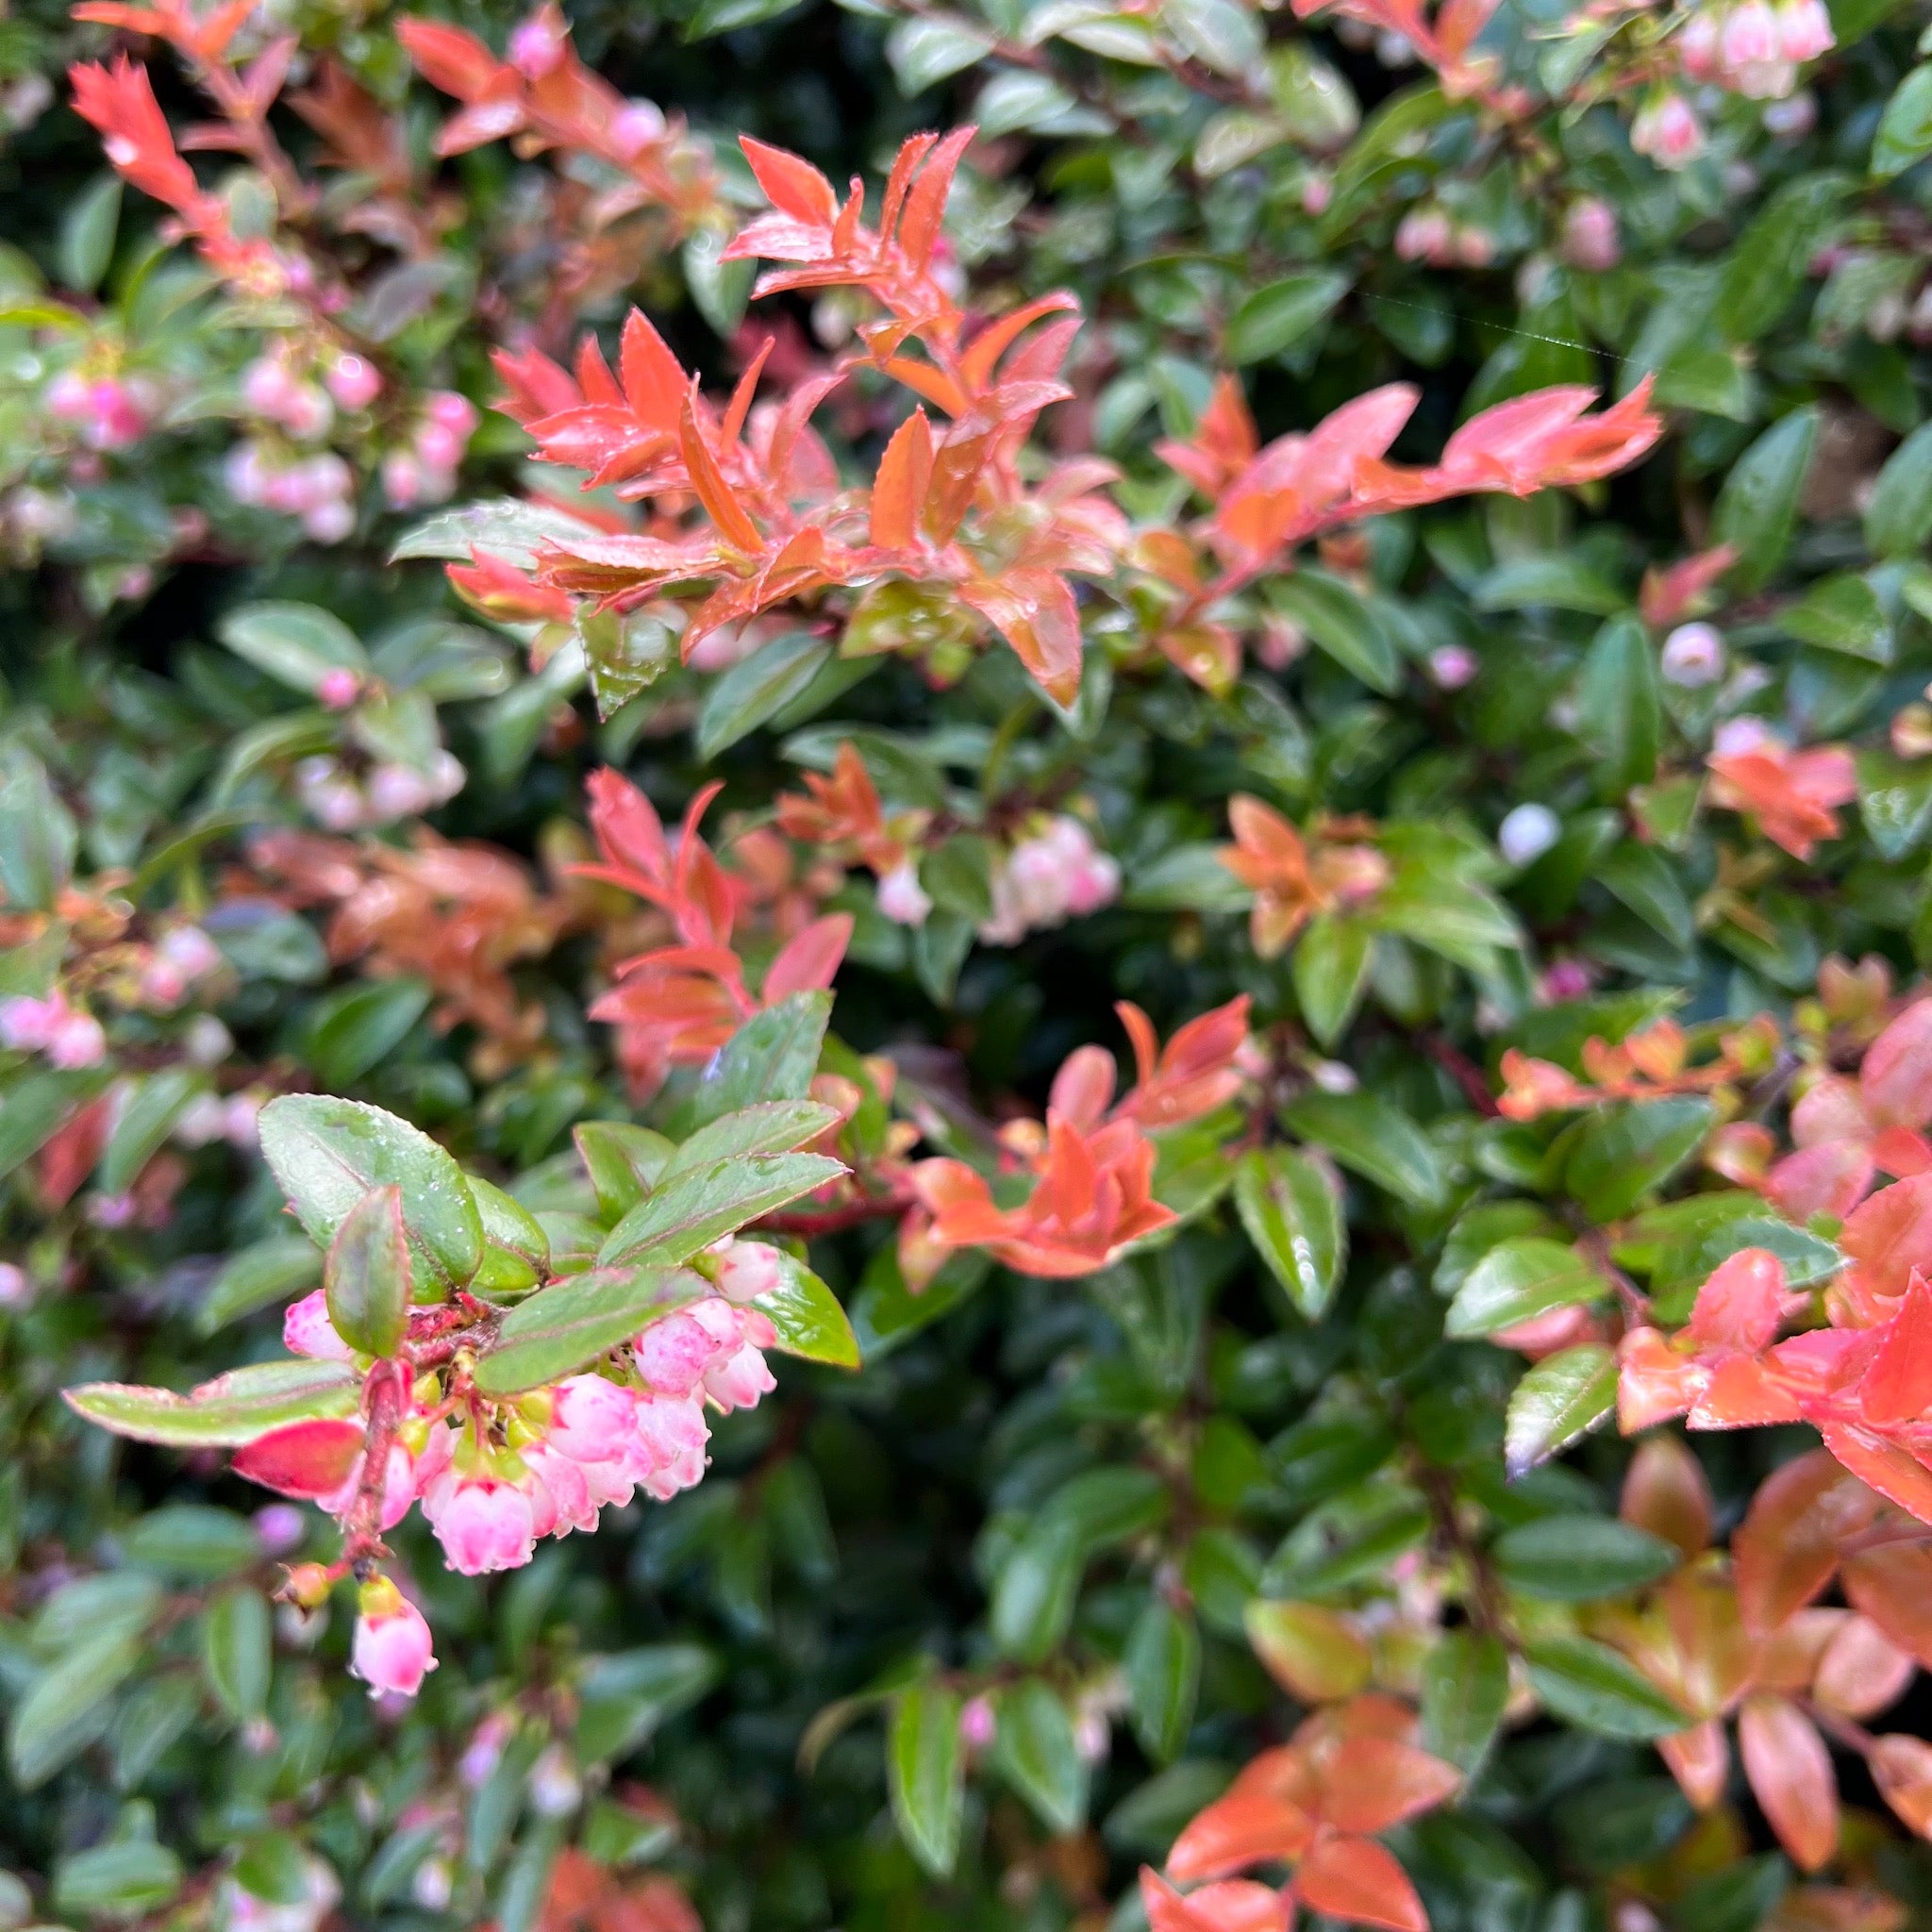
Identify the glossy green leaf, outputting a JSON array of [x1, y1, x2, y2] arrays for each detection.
[[65, 1358, 360, 1446], [325, 1184, 409, 1358], [1505, 1343, 1618, 1477], [1233, 1144, 1347, 1321], [1524, 1636, 1689, 1739], [473, 1266, 708, 1397], [1492, 1514, 1679, 1600], [888, 1681, 964, 1877], [597, 1153, 845, 1267], [1446, 1237, 1605, 1339]]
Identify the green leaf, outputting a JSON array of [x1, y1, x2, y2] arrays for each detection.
[[0, 1067, 108, 1179], [1505, 1343, 1618, 1477], [53, 1840, 182, 1918], [1873, 62, 1932, 176], [1124, 1601, 1201, 1765], [575, 1121, 674, 1220], [887, 14, 994, 92], [1292, 911, 1372, 1046], [992, 1523, 1083, 1661], [0, 751, 78, 910], [258, 1095, 483, 1291], [1446, 1237, 1605, 1340], [1598, 841, 1693, 951], [686, 992, 832, 1126], [8, 1629, 143, 1788], [58, 173, 122, 293], [1713, 175, 1850, 342], [688, 0, 804, 35], [1126, 842, 1254, 914], [757, 1255, 861, 1368], [995, 1680, 1091, 1831], [1524, 1635, 1688, 1739], [889, 1680, 964, 1877], [1493, 1515, 1679, 1601], [1475, 556, 1628, 616], [1857, 750, 1932, 861], [1233, 1145, 1347, 1321], [1565, 1098, 1715, 1221], [598, 1153, 845, 1267], [473, 1266, 708, 1397], [1711, 408, 1818, 594], [469, 1174, 551, 1297], [391, 497, 602, 568], [325, 1184, 410, 1358], [1266, 570, 1400, 693], [1575, 616, 1660, 800], [1779, 573, 1890, 663], [123, 1504, 263, 1580], [1421, 1629, 1509, 1777], [195, 1228, 320, 1337], [304, 978, 433, 1089], [1225, 272, 1348, 364], [1866, 421, 1932, 558], [696, 632, 831, 758], [575, 1644, 722, 1762], [202, 1588, 273, 1722], [1280, 1090, 1445, 1208], [65, 1358, 360, 1446], [660, 1101, 841, 1182], [216, 601, 370, 694], [99, 1067, 203, 1196]]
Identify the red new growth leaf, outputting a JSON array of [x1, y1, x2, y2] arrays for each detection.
[[1141, 1874, 1294, 1932], [1734, 1450, 1876, 1637], [913, 1112, 1176, 1277], [232, 1417, 367, 1498], [1291, 1838, 1427, 1932], [1739, 1692, 1840, 1873]]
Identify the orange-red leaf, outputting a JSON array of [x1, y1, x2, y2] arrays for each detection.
[[1734, 1449, 1874, 1636], [1316, 1738, 1460, 1836], [1739, 1693, 1839, 1873], [1843, 1543, 1932, 1670], [1168, 1790, 1317, 1882], [1858, 1277, 1932, 1425], [870, 408, 934, 549], [1292, 1837, 1427, 1932], [1871, 1733, 1932, 1838], [739, 135, 838, 225]]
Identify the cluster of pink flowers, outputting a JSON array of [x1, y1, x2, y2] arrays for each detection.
[[977, 816, 1122, 946], [1678, 0, 1833, 97], [1394, 207, 1494, 268], [225, 441, 358, 543], [293, 750, 468, 829], [289, 1238, 788, 1697], [380, 392, 478, 510], [0, 986, 107, 1067], [44, 367, 155, 450], [1559, 198, 1622, 272]]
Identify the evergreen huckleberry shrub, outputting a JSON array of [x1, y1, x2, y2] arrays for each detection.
[[8, 0, 1932, 1922]]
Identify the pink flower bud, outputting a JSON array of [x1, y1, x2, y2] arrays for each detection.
[[414, 421, 465, 472], [325, 354, 382, 410], [425, 391, 478, 437], [253, 1502, 308, 1555], [321, 1442, 417, 1530], [1560, 197, 1621, 272], [523, 1441, 597, 1537], [459, 1711, 516, 1787], [430, 1470, 536, 1574], [1632, 92, 1704, 167], [1541, 959, 1594, 1002], [381, 451, 424, 509], [139, 957, 188, 1008], [158, 924, 223, 980], [1301, 172, 1332, 215], [876, 858, 932, 927], [302, 498, 356, 545], [242, 357, 298, 419], [46, 1009, 107, 1068], [285, 1288, 357, 1362], [546, 1374, 638, 1462], [1661, 621, 1725, 687], [508, 12, 567, 78], [704, 1341, 775, 1413], [1498, 802, 1560, 868], [316, 668, 362, 709], [631, 1393, 709, 1500], [1721, 1, 1779, 69], [1679, 9, 1721, 76], [365, 763, 437, 822], [1395, 208, 1452, 263], [45, 369, 92, 421], [610, 99, 666, 158], [959, 1695, 996, 1750], [1713, 714, 1774, 756], [709, 1237, 785, 1305], [1776, 0, 1832, 59], [351, 1577, 437, 1697], [0, 993, 59, 1051], [634, 1307, 718, 1396], [1428, 644, 1479, 690], [0, 1262, 32, 1307]]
